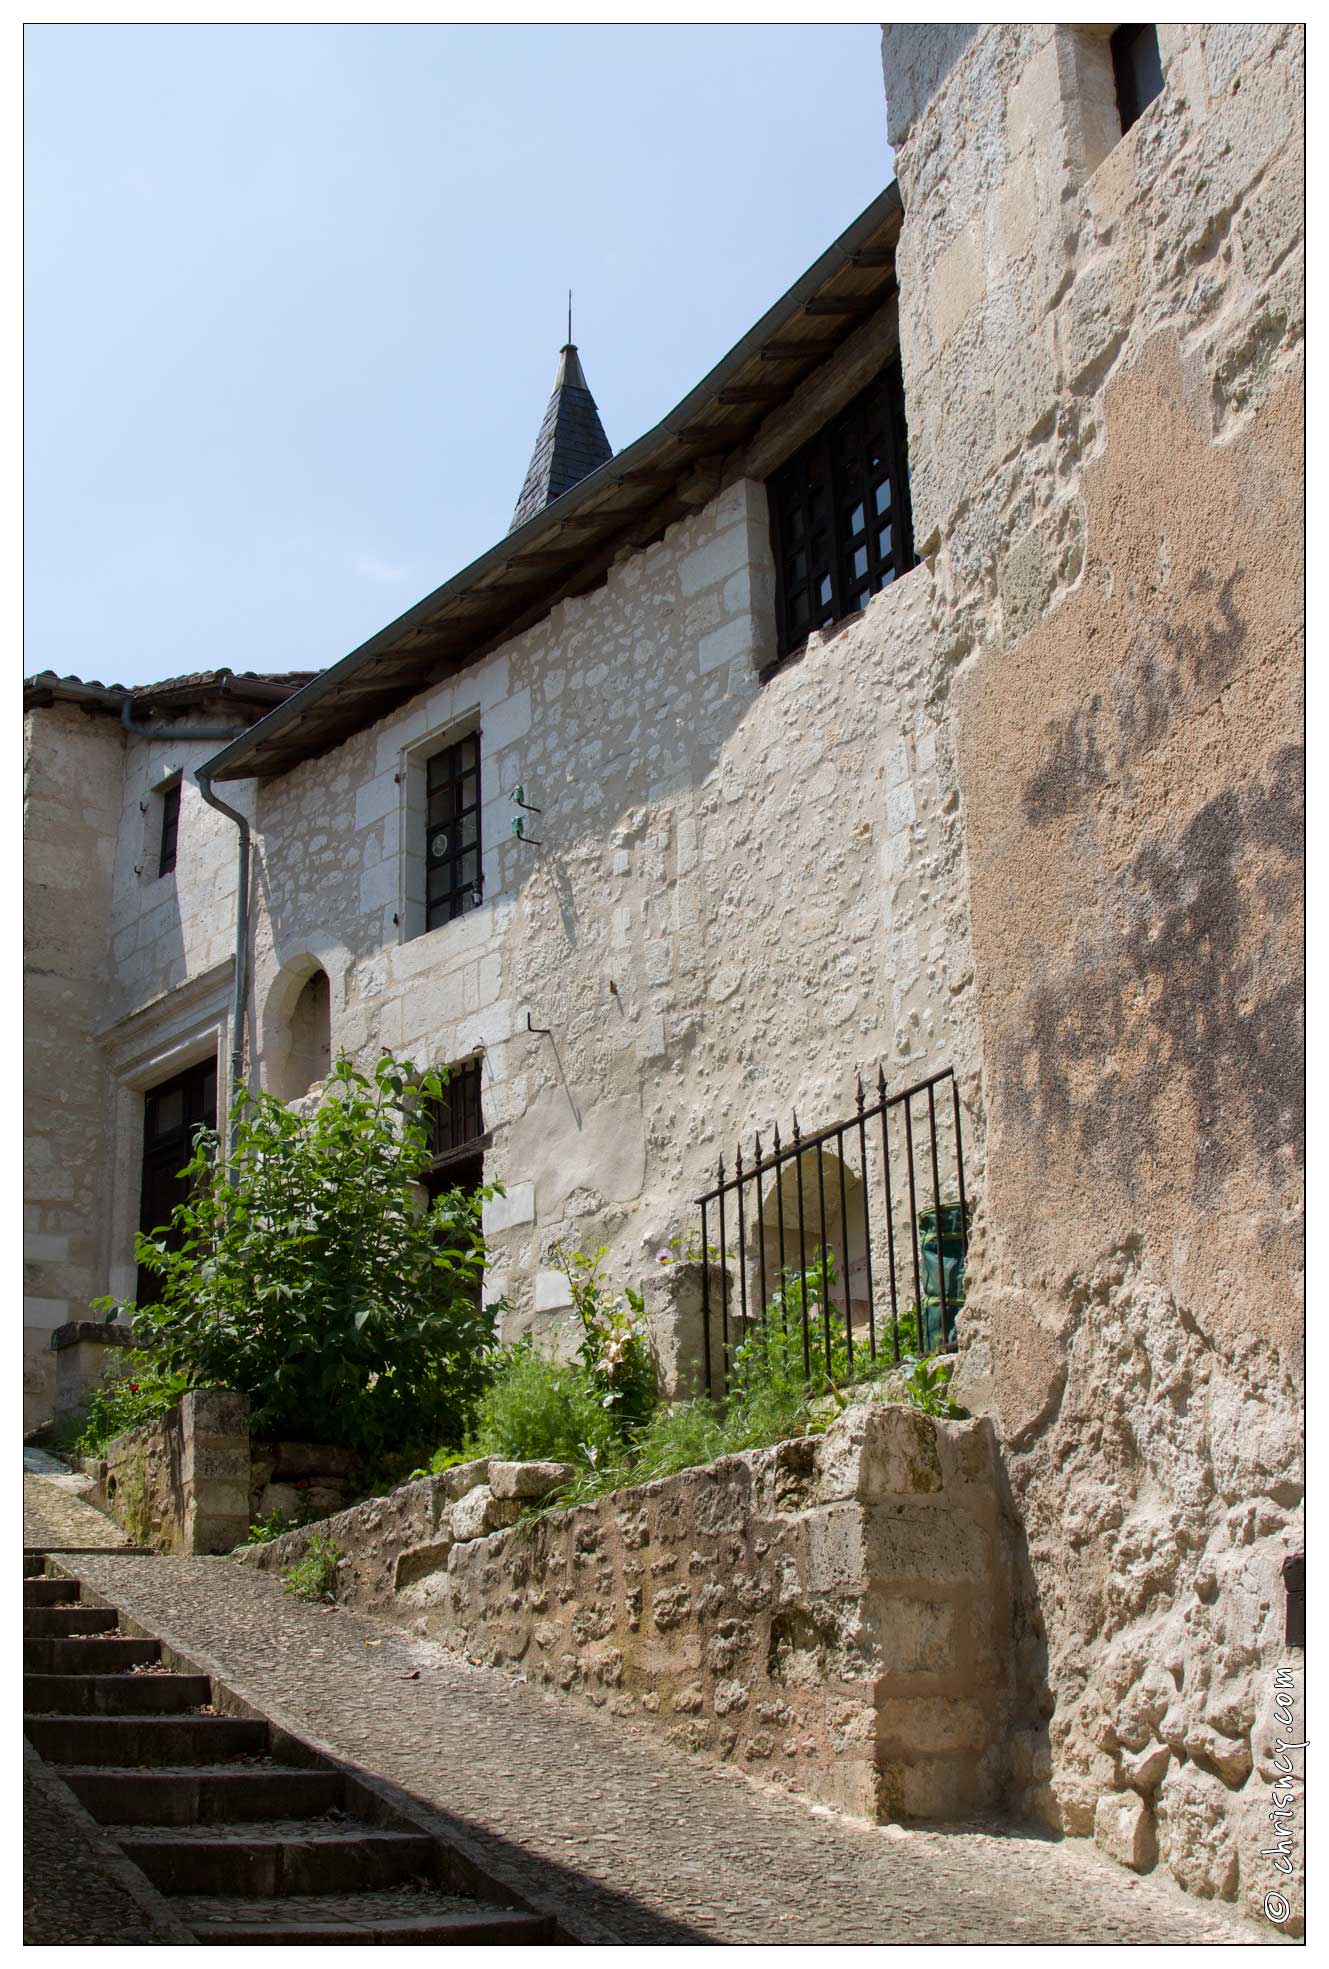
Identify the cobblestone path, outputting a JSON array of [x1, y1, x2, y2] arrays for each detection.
[[48, 1518, 1260, 1946], [24, 1452, 134, 1551]]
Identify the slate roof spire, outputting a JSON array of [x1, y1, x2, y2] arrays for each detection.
[[509, 332, 613, 532]]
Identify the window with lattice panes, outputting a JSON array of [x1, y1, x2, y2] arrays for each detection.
[[766, 353, 915, 666], [425, 732, 482, 930]]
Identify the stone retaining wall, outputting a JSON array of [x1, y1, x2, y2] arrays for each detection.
[[93, 1393, 362, 1554], [237, 1403, 1014, 1824]]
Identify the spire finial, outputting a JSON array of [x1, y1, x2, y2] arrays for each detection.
[[567, 289, 572, 348]]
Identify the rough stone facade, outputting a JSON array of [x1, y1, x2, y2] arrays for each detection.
[[246, 461, 980, 1342], [23, 20, 1302, 1928], [880, 20, 1303, 1925], [239, 1404, 1014, 1824]]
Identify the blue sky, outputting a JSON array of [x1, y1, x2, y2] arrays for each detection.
[[25, 24, 892, 689]]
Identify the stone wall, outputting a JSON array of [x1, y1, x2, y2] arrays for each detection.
[[98, 1391, 251, 1554], [24, 703, 125, 1428], [248, 448, 983, 1349], [94, 1392, 360, 1554], [238, 1404, 1013, 1825], [881, 21, 1303, 1924]]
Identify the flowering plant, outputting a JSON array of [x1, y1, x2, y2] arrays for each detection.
[[551, 1241, 657, 1437]]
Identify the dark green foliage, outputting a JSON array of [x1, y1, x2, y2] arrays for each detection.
[[123, 1054, 498, 1460]]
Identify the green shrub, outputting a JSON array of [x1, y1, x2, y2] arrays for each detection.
[[553, 1242, 657, 1438], [282, 1533, 340, 1602], [121, 1054, 498, 1460], [62, 1352, 195, 1460], [467, 1340, 617, 1466]]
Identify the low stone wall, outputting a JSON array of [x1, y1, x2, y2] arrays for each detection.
[[237, 1404, 1013, 1823], [92, 1395, 363, 1554], [97, 1391, 251, 1554]]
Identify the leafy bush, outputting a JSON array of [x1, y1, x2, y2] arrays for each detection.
[[282, 1532, 340, 1602], [124, 1055, 498, 1460], [62, 1352, 195, 1460], [466, 1339, 617, 1466]]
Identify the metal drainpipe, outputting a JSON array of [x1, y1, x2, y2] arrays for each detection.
[[120, 700, 254, 1099], [194, 768, 252, 1100]]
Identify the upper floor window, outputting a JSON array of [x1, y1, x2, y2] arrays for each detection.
[[157, 779, 181, 878], [426, 732, 482, 930], [1111, 25, 1163, 135], [766, 354, 915, 664]]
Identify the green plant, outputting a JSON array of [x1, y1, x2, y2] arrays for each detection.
[[467, 1339, 618, 1467], [243, 1507, 295, 1546], [896, 1352, 966, 1418], [428, 1447, 472, 1476], [282, 1532, 341, 1602], [552, 1242, 657, 1438], [62, 1352, 196, 1460], [126, 1054, 499, 1459]]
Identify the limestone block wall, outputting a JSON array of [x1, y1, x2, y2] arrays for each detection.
[[97, 1390, 252, 1554], [23, 704, 125, 1427], [249, 457, 983, 1344], [239, 1404, 1014, 1825], [93, 1395, 361, 1553], [881, 22, 1303, 1922], [105, 717, 256, 1024]]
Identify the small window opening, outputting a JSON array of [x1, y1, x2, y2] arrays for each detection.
[[1111, 25, 1164, 135], [422, 1057, 487, 1201], [157, 780, 181, 878], [766, 353, 916, 668]]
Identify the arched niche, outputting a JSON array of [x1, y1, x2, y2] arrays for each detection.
[[264, 960, 332, 1103]]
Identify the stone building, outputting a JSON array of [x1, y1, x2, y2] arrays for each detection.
[[23, 22, 1301, 1921]]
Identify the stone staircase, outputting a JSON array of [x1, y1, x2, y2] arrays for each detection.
[[23, 1554, 559, 1945]]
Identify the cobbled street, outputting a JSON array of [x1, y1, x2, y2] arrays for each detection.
[[23, 1463, 1262, 1946]]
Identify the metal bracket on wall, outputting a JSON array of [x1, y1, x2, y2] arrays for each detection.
[[526, 1011, 551, 1036]]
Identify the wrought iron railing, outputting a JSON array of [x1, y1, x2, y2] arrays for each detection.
[[693, 1066, 971, 1396]]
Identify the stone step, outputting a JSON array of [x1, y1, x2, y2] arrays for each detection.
[[24, 1607, 120, 1638], [176, 1888, 556, 1945], [64, 1765, 347, 1827], [116, 1821, 438, 1899], [24, 1672, 213, 1716], [24, 1636, 161, 1675], [25, 1576, 82, 1606], [25, 1713, 270, 1766]]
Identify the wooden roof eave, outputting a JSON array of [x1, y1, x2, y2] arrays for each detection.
[[204, 187, 902, 783]]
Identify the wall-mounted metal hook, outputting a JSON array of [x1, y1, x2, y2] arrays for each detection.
[[526, 1011, 551, 1035]]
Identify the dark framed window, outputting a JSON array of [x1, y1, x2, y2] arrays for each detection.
[[157, 781, 181, 878], [138, 1054, 217, 1303], [425, 733, 482, 930], [422, 1056, 488, 1205], [1111, 25, 1163, 135], [767, 353, 915, 666]]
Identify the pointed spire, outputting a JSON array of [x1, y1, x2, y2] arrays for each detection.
[[509, 326, 613, 533]]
